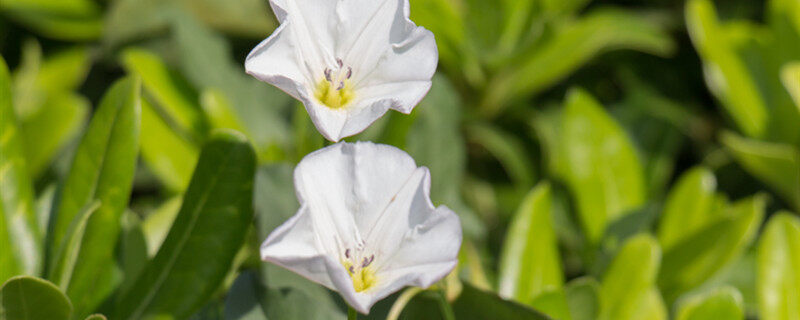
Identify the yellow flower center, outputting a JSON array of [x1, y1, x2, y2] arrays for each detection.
[[315, 59, 354, 109], [342, 250, 376, 292]]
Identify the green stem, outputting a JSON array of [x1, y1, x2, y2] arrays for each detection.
[[348, 306, 358, 320], [437, 290, 456, 320], [387, 287, 424, 320]]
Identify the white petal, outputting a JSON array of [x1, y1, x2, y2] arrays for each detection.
[[370, 206, 461, 296], [245, 0, 340, 96], [260, 205, 337, 290], [301, 98, 349, 142]]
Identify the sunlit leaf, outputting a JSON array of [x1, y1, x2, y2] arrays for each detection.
[[557, 88, 646, 243], [659, 194, 766, 301], [498, 183, 563, 305], [139, 98, 199, 192], [782, 62, 800, 112], [757, 212, 800, 320], [657, 167, 723, 251], [482, 8, 675, 115], [676, 286, 744, 320], [0, 56, 41, 283], [599, 234, 661, 320], [46, 76, 141, 318], [686, 0, 769, 138], [721, 131, 800, 211]]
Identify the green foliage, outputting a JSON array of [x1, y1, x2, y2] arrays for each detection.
[[757, 212, 800, 320], [0, 276, 72, 320], [0, 55, 41, 283], [1, 0, 799, 318], [115, 130, 256, 320]]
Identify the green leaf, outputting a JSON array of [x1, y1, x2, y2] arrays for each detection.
[[0, 0, 102, 40], [139, 98, 199, 192], [676, 286, 744, 320], [757, 212, 800, 320], [84, 315, 107, 320], [121, 48, 205, 138], [598, 234, 661, 320], [529, 289, 571, 320], [482, 8, 675, 115], [782, 62, 800, 113], [176, 0, 275, 37], [20, 92, 89, 179], [564, 278, 600, 320], [48, 200, 101, 291], [0, 56, 41, 282], [35, 46, 91, 93], [557, 88, 646, 243], [0, 276, 72, 320], [686, 0, 769, 138], [721, 131, 800, 211], [659, 194, 766, 301], [141, 196, 182, 257], [451, 283, 551, 320], [46, 76, 141, 318], [657, 167, 722, 251], [115, 130, 256, 320], [498, 183, 563, 304]]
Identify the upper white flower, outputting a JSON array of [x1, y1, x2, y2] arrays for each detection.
[[245, 0, 438, 142], [260, 142, 462, 314]]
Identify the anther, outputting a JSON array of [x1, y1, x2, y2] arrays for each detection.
[[345, 249, 350, 259], [362, 255, 374, 268], [349, 266, 355, 273], [337, 58, 343, 68], [324, 69, 332, 81], [346, 67, 352, 79], [337, 82, 345, 90]]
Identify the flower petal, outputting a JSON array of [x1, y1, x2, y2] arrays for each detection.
[[260, 205, 338, 290]]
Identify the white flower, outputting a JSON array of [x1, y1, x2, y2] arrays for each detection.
[[260, 142, 462, 314], [245, 0, 438, 142]]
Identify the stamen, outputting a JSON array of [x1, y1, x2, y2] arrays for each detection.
[[346, 67, 352, 79], [337, 58, 343, 68], [362, 255, 374, 268], [337, 82, 344, 90], [349, 266, 355, 273], [345, 249, 350, 258], [324, 69, 332, 81], [315, 58, 354, 108]]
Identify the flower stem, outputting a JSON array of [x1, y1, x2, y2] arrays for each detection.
[[348, 306, 358, 320], [437, 290, 456, 320], [386, 287, 423, 320]]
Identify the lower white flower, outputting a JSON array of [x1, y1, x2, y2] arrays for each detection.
[[260, 142, 462, 314]]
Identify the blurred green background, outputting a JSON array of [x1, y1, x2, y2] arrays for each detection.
[[1, 0, 799, 319]]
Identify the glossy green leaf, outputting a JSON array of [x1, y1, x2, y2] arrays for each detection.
[[48, 200, 100, 291], [598, 234, 661, 320], [117, 210, 148, 298], [659, 194, 766, 301], [224, 271, 267, 320], [658, 167, 721, 251], [121, 48, 205, 137], [564, 278, 600, 320], [686, 0, 769, 138], [139, 98, 199, 192], [84, 315, 107, 320], [757, 212, 800, 320], [46, 76, 141, 318], [721, 131, 800, 211], [0, 276, 72, 320], [482, 8, 675, 114], [0, 57, 41, 282], [558, 88, 646, 243], [35, 46, 91, 93], [115, 130, 256, 320], [498, 183, 563, 304], [676, 286, 744, 320], [634, 288, 668, 320], [451, 283, 551, 320], [782, 62, 800, 112], [20, 92, 89, 179]]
